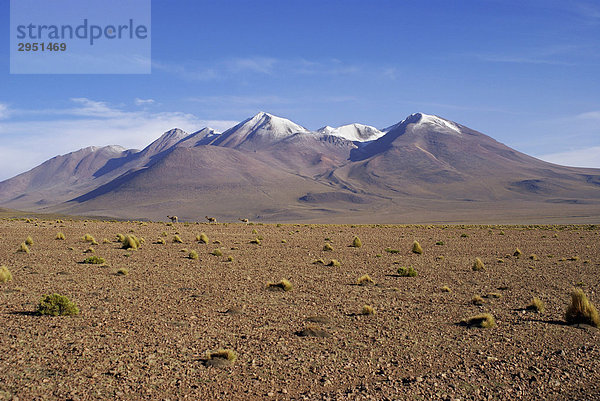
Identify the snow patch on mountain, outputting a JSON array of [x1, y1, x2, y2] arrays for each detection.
[[317, 123, 385, 142]]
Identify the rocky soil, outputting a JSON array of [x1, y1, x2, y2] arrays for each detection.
[[0, 218, 599, 400]]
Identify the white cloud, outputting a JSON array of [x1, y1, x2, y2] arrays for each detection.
[[134, 98, 155, 106], [537, 146, 600, 168], [0, 103, 10, 120], [0, 98, 238, 180]]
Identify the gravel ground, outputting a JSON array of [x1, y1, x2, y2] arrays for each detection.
[[0, 218, 599, 400]]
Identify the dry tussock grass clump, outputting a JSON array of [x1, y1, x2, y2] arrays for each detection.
[[188, 250, 199, 260], [472, 257, 485, 271], [25, 236, 34, 245], [356, 274, 375, 286], [513, 248, 522, 257], [327, 259, 341, 267], [323, 243, 334, 251], [121, 235, 141, 250], [197, 233, 209, 244], [56, 232, 66, 240], [471, 295, 485, 305], [83, 255, 105, 265], [565, 288, 600, 327], [462, 313, 495, 328], [441, 285, 451, 293], [412, 240, 423, 254], [526, 297, 545, 313], [116, 267, 129, 276], [82, 234, 98, 245], [0, 266, 13, 283], [17, 243, 30, 253], [397, 266, 417, 277], [173, 235, 184, 243], [361, 305, 375, 315], [351, 236, 362, 248], [207, 349, 237, 363], [211, 248, 223, 256], [267, 279, 293, 292]]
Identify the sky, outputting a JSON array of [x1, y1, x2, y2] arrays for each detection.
[[0, 0, 599, 180]]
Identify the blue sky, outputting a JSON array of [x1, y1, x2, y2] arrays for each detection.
[[1, 0, 599, 180]]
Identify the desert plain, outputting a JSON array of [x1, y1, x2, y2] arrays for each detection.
[[0, 217, 599, 400]]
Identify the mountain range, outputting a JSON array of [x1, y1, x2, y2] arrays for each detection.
[[1, 112, 599, 223]]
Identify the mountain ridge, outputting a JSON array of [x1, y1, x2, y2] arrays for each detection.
[[1, 111, 598, 223]]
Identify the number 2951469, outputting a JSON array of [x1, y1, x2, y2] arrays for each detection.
[[18, 43, 67, 52]]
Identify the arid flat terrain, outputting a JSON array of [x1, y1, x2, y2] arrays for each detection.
[[1, 218, 599, 400]]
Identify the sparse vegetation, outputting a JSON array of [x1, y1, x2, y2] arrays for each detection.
[[25, 236, 34, 245], [356, 274, 375, 286], [526, 297, 545, 313], [397, 266, 418, 277], [116, 268, 129, 276], [17, 243, 30, 253], [323, 243, 334, 251], [471, 295, 485, 305], [313, 259, 325, 265], [460, 233, 469, 238], [267, 279, 293, 291], [250, 238, 261, 245], [207, 349, 237, 363], [565, 288, 600, 327], [441, 285, 451, 293], [83, 234, 98, 245], [472, 257, 485, 271], [211, 248, 223, 257], [173, 235, 183, 243], [36, 294, 79, 316], [384, 247, 400, 254], [529, 254, 539, 261], [83, 255, 105, 265], [412, 240, 423, 254], [361, 305, 375, 315], [197, 233, 209, 244], [0, 266, 12, 283], [462, 313, 495, 328], [56, 232, 66, 240], [435, 241, 444, 245], [116, 233, 125, 242], [327, 259, 341, 267], [189, 250, 199, 260], [121, 235, 141, 250], [351, 236, 362, 248], [514, 248, 522, 257]]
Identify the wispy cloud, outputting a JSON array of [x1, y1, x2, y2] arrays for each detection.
[[134, 98, 155, 106], [473, 44, 587, 66], [0, 103, 9, 120], [537, 146, 600, 168], [0, 98, 238, 180]]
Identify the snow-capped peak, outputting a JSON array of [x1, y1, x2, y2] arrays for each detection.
[[416, 113, 461, 134], [317, 123, 385, 142], [383, 113, 462, 135], [246, 111, 311, 136]]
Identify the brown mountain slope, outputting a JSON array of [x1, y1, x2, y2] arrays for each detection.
[[50, 146, 359, 221]]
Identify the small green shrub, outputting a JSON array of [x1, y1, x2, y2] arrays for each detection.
[[83, 255, 105, 265], [36, 294, 79, 316], [351, 236, 362, 248], [397, 266, 417, 277], [384, 248, 400, 254], [0, 266, 13, 283], [412, 241, 423, 254]]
